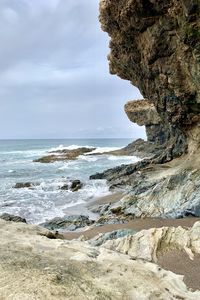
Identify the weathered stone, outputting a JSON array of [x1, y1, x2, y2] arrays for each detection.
[[34, 147, 95, 163], [100, 0, 200, 161], [89, 229, 137, 247], [70, 180, 83, 192], [103, 221, 200, 262], [125, 99, 161, 126], [60, 184, 68, 190], [14, 182, 34, 189], [0, 219, 200, 298], [41, 215, 94, 231], [0, 213, 27, 223]]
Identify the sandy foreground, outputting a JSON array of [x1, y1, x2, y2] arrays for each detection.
[[62, 192, 200, 291]]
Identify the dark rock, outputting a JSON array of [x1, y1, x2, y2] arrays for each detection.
[[0, 213, 27, 223], [34, 147, 95, 163], [41, 215, 94, 231], [89, 229, 137, 247], [60, 184, 69, 190], [14, 182, 33, 189], [70, 180, 83, 192], [100, 0, 200, 162]]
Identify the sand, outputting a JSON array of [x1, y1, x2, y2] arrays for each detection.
[[62, 192, 200, 291], [158, 250, 200, 291]]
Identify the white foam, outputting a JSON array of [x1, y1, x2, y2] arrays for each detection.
[[87, 147, 120, 154], [48, 144, 94, 152], [107, 155, 140, 162], [78, 155, 99, 162]]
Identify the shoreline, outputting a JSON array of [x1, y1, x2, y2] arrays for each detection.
[[62, 192, 200, 240]]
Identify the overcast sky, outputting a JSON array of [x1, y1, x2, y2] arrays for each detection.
[[0, 0, 145, 139]]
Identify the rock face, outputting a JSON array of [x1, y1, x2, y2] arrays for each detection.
[[125, 99, 169, 145], [103, 221, 200, 262], [0, 219, 200, 299], [100, 0, 200, 160], [41, 215, 94, 231]]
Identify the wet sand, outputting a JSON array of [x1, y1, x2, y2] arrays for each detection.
[[62, 216, 200, 240]]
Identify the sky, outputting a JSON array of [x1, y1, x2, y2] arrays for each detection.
[[0, 0, 145, 139]]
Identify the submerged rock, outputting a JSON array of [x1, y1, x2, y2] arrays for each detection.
[[34, 147, 95, 163], [41, 215, 94, 231], [60, 179, 83, 192], [14, 182, 34, 189], [0, 213, 27, 223], [70, 180, 83, 192]]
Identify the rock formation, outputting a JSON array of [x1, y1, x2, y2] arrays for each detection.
[[125, 99, 168, 145], [34, 147, 95, 163], [90, 0, 200, 219], [100, 0, 200, 160], [0, 219, 200, 298]]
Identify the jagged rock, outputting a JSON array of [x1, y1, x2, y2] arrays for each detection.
[[0, 213, 27, 223], [100, 0, 200, 161], [107, 167, 200, 218], [125, 99, 161, 127], [60, 180, 83, 192], [96, 215, 127, 226], [41, 215, 94, 231], [103, 221, 200, 262], [89, 229, 137, 246], [60, 184, 68, 190], [0, 219, 200, 298], [14, 182, 34, 189], [103, 138, 162, 159], [34, 147, 95, 163], [70, 180, 83, 192]]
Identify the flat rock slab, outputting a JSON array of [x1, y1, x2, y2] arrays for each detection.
[[0, 220, 200, 299]]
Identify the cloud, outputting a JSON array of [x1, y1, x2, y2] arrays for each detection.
[[0, 0, 145, 139]]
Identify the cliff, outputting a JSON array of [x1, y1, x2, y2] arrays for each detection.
[[100, 0, 200, 160], [91, 0, 200, 218]]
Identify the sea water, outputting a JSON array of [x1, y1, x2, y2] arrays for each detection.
[[0, 139, 139, 224]]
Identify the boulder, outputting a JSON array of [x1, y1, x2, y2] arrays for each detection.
[[0, 213, 27, 223], [70, 180, 83, 192], [14, 182, 34, 189], [41, 215, 94, 231], [34, 147, 95, 163]]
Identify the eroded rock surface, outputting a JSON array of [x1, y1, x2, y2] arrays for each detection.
[[103, 221, 200, 262], [0, 219, 200, 299], [41, 215, 94, 231], [100, 0, 200, 159]]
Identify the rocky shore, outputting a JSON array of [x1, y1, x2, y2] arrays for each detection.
[[1, 219, 200, 299], [0, 0, 200, 298]]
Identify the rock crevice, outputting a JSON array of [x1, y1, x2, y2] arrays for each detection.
[[100, 0, 200, 160]]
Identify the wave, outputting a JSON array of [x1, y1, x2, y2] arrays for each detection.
[[87, 146, 120, 154], [108, 155, 139, 162], [48, 144, 94, 152]]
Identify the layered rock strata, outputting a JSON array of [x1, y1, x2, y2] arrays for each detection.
[[100, 0, 200, 160], [0, 219, 200, 298], [124, 99, 168, 144]]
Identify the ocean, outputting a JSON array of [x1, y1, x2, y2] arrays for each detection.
[[0, 139, 139, 224]]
